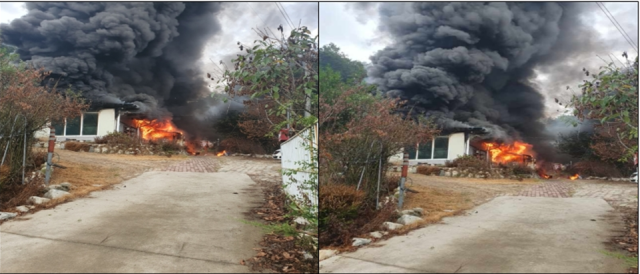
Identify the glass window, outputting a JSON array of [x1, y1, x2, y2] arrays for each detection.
[[406, 144, 418, 159], [418, 141, 432, 159], [82, 113, 98, 135], [51, 119, 65, 136], [66, 116, 81, 135], [433, 137, 449, 159]]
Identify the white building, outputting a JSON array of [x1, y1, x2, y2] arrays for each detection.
[[35, 102, 139, 141], [404, 127, 488, 165]]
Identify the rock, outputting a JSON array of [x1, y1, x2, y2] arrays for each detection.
[[44, 189, 70, 199], [352, 237, 371, 247], [28, 196, 50, 205], [382, 221, 404, 231], [468, 173, 474, 178], [15, 206, 29, 213], [319, 249, 338, 261], [369, 231, 383, 239], [60, 182, 72, 189], [0, 212, 17, 221], [397, 214, 422, 225], [452, 170, 459, 177], [117, 150, 123, 154], [293, 216, 310, 226], [412, 208, 424, 216], [26, 205, 35, 209], [302, 251, 314, 261]]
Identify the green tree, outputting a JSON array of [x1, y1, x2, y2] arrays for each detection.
[[216, 26, 318, 134], [319, 43, 367, 84], [567, 54, 638, 162]]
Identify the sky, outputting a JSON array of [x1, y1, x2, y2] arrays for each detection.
[[319, 2, 639, 118], [0, 2, 319, 94]]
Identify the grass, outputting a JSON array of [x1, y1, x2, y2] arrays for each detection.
[[241, 219, 299, 237], [601, 250, 638, 268]]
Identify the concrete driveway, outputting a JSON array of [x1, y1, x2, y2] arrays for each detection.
[[320, 196, 628, 273], [0, 171, 263, 273]]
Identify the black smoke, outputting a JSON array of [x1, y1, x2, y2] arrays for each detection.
[[1, 2, 239, 139], [367, 2, 601, 160]]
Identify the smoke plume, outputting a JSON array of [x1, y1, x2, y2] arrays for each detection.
[[367, 2, 602, 160], [0, 2, 238, 139]]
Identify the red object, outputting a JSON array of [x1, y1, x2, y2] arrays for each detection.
[[48, 127, 56, 153], [401, 152, 409, 177], [278, 129, 289, 142]]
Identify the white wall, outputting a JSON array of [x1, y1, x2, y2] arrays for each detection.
[[281, 125, 318, 208], [448, 132, 466, 160], [97, 109, 116, 136]]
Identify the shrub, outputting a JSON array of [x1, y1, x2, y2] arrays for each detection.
[[319, 184, 365, 225], [64, 141, 90, 152], [159, 141, 183, 153], [319, 198, 396, 248], [511, 164, 535, 175], [94, 132, 138, 146], [450, 155, 490, 171], [416, 165, 441, 176]]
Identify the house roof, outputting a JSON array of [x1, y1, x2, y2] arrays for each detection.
[[88, 102, 139, 111], [440, 127, 487, 135]]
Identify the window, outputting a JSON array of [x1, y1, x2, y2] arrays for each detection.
[[66, 116, 81, 135], [407, 144, 418, 159], [433, 137, 449, 159], [82, 113, 98, 135], [51, 120, 65, 135], [418, 141, 432, 159], [54, 113, 99, 136]]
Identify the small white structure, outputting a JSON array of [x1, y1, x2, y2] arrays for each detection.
[[35, 103, 139, 141], [280, 124, 318, 208], [401, 127, 488, 165]]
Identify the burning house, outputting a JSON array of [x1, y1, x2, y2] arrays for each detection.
[[368, 2, 602, 168], [2, 3, 229, 146]]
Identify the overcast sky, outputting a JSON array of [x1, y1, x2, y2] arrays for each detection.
[[0, 2, 318, 93], [320, 2, 638, 118]]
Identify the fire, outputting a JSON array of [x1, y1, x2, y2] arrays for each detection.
[[482, 141, 535, 164], [132, 119, 184, 141], [569, 174, 579, 180], [216, 150, 226, 157]]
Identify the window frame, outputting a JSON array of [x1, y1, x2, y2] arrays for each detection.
[[54, 112, 100, 137]]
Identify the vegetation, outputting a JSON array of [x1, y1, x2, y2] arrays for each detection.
[[318, 43, 440, 248], [0, 42, 88, 187], [566, 54, 638, 162]]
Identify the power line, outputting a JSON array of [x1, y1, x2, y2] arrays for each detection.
[[595, 2, 638, 53], [274, 2, 294, 31], [278, 3, 297, 29], [600, 2, 638, 49]]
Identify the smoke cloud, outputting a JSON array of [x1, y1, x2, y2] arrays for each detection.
[[0, 2, 240, 139], [367, 2, 602, 160]]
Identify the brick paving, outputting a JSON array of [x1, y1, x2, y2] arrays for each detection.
[[514, 181, 574, 198], [158, 157, 219, 173], [512, 180, 638, 209], [145, 156, 282, 182]]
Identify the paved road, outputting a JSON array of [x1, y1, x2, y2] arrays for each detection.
[[320, 196, 628, 273], [0, 156, 280, 273]]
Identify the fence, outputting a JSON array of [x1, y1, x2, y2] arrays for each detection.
[[280, 123, 318, 207], [0, 114, 29, 184]]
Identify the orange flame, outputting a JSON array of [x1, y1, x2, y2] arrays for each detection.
[[482, 141, 535, 164], [216, 150, 226, 157], [132, 119, 184, 141], [569, 174, 579, 180]]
